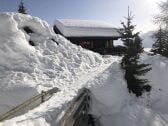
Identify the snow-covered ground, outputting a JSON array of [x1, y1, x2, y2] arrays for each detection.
[[86, 53, 168, 126], [0, 12, 168, 126]]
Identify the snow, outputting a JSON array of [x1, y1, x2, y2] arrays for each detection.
[[1, 12, 168, 126], [85, 53, 168, 126], [54, 19, 121, 37], [0, 12, 113, 125], [55, 19, 116, 28]]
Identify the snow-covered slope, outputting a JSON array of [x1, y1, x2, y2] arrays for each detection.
[[0, 12, 114, 125], [86, 53, 168, 126]]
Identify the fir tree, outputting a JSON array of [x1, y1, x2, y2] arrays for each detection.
[[151, 27, 165, 55], [152, 0, 168, 57], [121, 7, 152, 97], [18, 0, 27, 14], [163, 32, 168, 57]]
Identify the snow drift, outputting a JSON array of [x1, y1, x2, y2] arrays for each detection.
[[0, 12, 112, 125], [83, 52, 168, 126]]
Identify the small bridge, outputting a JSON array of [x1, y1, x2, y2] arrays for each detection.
[[58, 88, 97, 126]]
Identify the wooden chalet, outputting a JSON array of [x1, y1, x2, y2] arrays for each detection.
[[53, 19, 122, 54]]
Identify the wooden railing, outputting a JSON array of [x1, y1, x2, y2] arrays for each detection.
[[0, 87, 60, 122], [58, 88, 92, 126]]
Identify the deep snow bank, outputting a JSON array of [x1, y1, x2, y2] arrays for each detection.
[[142, 54, 168, 119], [86, 53, 168, 126], [0, 12, 108, 120]]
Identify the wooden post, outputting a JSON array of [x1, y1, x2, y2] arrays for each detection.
[[41, 90, 45, 103]]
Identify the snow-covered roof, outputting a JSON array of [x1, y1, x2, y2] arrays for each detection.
[[54, 19, 121, 38]]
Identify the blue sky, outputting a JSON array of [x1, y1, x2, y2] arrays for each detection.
[[0, 0, 161, 32]]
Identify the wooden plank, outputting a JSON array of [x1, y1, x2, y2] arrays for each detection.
[[58, 88, 90, 126]]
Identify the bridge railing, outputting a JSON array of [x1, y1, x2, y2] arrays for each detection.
[[0, 87, 60, 122], [58, 88, 91, 126]]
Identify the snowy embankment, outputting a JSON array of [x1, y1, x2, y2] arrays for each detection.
[[0, 12, 116, 125], [1, 12, 168, 126], [85, 53, 168, 126]]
